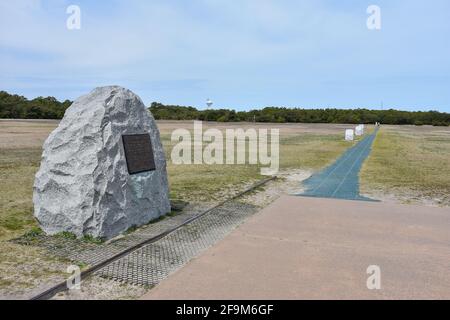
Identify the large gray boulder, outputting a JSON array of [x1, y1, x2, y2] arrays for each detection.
[[33, 86, 170, 239]]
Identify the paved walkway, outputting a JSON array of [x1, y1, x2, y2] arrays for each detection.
[[142, 196, 450, 300], [299, 128, 378, 201]]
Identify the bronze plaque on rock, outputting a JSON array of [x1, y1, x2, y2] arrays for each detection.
[[122, 134, 156, 174]]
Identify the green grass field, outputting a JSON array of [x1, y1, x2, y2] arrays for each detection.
[[162, 131, 354, 202], [0, 120, 354, 242], [361, 125, 450, 206], [1, 120, 449, 296]]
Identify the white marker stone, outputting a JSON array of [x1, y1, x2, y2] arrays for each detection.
[[345, 129, 355, 141], [33, 86, 170, 239], [355, 125, 364, 136]]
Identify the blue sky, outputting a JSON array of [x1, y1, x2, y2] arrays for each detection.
[[1, 0, 449, 112]]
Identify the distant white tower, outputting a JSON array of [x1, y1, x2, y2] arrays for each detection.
[[206, 98, 213, 108]]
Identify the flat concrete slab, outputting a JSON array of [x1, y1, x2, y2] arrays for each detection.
[[141, 196, 450, 300]]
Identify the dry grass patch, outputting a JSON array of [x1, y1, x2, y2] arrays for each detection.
[[0, 242, 69, 298]]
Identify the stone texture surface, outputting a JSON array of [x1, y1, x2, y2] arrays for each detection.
[[33, 86, 170, 239]]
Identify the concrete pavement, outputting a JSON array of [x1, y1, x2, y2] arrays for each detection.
[[142, 196, 450, 300]]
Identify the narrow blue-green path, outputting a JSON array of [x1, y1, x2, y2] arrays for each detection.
[[298, 128, 379, 201]]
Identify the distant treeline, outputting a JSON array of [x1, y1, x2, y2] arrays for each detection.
[[0, 91, 71, 119], [1, 91, 449, 126], [150, 102, 450, 126]]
